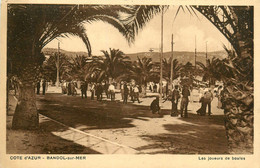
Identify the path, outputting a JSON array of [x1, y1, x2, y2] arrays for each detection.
[[34, 87, 228, 154]]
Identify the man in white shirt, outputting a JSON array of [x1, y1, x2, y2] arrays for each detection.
[[90, 83, 96, 100], [108, 83, 115, 101], [133, 85, 141, 103]]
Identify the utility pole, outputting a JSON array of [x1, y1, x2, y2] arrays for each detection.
[[56, 42, 60, 87], [206, 41, 208, 64], [160, 7, 164, 101], [195, 36, 197, 69], [170, 34, 174, 89]]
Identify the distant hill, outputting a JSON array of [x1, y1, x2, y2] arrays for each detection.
[[42, 47, 227, 65], [125, 50, 228, 65], [42, 48, 89, 57]]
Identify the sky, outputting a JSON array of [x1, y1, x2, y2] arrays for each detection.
[[45, 6, 231, 55]]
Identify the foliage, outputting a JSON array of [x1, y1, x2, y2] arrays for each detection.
[[68, 55, 90, 81], [42, 52, 71, 82], [196, 57, 223, 85], [218, 46, 253, 107], [7, 4, 136, 82], [180, 62, 194, 77], [7, 4, 141, 129], [88, 48, 131, 82], [128, 56, 158, 85], [162, 58, 182, 82], [121, 5, 165, 41]]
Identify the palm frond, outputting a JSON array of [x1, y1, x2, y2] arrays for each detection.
[[196, 61, 206, 69], [122, 5, 166, 42], [86, 14, 132, 43]]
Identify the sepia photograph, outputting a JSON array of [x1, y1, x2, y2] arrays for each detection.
[[0, 1, 259, 168]]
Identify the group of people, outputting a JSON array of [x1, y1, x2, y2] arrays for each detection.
[[61, 81, 78, 96], [36, 80, 47, 95], [150, 84, 216, 118], [149, 83, 158, 93], [120, 82, 142, 104], [148, 82, 169, 98], [61, 80, 143, 104], [89, 82, 107, 101], [150, 84, 190, 117], [87, 82, 115, 101], [61, 79, 221, 118], [196, 87, 214, 116], [150, 85, 186, 117], [88, 81, 142, 104]]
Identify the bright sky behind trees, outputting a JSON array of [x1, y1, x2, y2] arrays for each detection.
[[45, 6, 231, 55]]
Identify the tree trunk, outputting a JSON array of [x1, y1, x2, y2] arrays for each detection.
[[11, 57, 41, 130], [12, 83, 39, 129], [222, 89, 253, 154]]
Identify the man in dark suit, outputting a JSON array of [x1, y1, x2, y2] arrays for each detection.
[[180, 85, 190, 118]]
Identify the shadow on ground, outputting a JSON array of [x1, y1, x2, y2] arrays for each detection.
[[7, 94, 100, 154], [7, 92, 230, 154], [6, 117, 100, 154], [37, 93, 170, 131], [35, 93, 229, 154], [136, 114, 229, 154]]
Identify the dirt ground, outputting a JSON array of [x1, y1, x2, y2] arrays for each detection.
[[7, 94, 99, 154], [7, 87, 229, 154]]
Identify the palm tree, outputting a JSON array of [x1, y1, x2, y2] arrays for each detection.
[[196, 57, 223, 86], [8, 4, 253, 153], [89, 48, 131, 82], [42, 52, 71, 83], [201, 7, 253, 154], [68, 55, 89, 81], [8, 5, 136, 129], [180, 62, 194, 77], [162, 58, 182, 82], [124, 5, 253, 153], [217, 47, 253, 154], [129, 56, 157, 85]]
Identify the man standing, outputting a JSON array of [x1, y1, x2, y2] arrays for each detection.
[[36, 81, 41, 95], [90, 83, 96, 100], [171, 85, 180, 116], [133, 85, 141, 103], [149, 83, 153, 92], [108, 83, 115, 101], [123, 83, 129, 104], [129, 84, 134, 101], [81, 81, 87, 99], [71, 82, 76, 96], [61, 80, 66, 94], [67, 82, 72, 95], [104, 82, 109, 99], [96, 83, 103, 101], [180, 85, 190, 118], [153, 84, 157, 93], [42, 80, 46, 95], [162, 82, 167, 98], [203, 88, 214, 115]]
